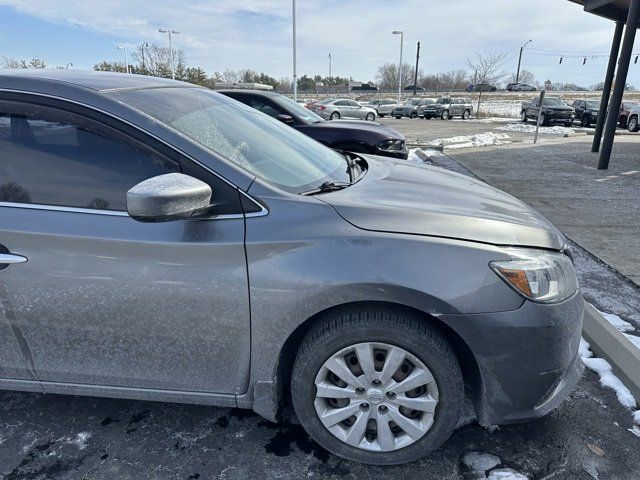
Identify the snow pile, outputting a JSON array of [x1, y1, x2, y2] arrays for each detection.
[[497, 123, 574, 135], [462, 451, 529, 480], [594, 307, 635, 333], [430, 132, 511, 150], [480, 100, 523, 118], [580, 338, 637, 410]]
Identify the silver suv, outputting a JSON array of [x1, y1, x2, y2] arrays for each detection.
[[0, 70, 584, 466], [423, 97, 473, 120]]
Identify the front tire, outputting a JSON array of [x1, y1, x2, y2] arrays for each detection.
[[581, 116, 590, 127], [291, 308, 464, 465], [441, 110, 451, 120]]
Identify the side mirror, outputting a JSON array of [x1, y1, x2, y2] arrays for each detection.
[[277, 114, 295, 124], [127, 173, 212, 223]]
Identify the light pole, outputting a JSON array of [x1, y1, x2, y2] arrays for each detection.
[[117, 45, 129, 74], [515, 39, 532, 83], [292, 0, 297, 101], [392, 31, 404, 104], [159, 29, 180, 80]]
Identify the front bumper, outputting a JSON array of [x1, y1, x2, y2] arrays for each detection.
[[441, 292, 584, 426], [375, 146, 409, 159], [545, 112, 575, 123]]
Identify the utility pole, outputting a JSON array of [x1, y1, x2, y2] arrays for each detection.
[[413, 41, 420, 96], [392, 31, 404, 104], [141, 42, 149, 72], [516, 40, 532, 83], [159, 29, 180, 80], [292, 0, 298, 101]]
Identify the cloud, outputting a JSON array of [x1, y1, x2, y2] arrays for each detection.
[[0, 0, 631, 86]]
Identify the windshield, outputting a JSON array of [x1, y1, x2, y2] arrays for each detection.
[[436, 98, 451, 104], [109, 87, 350, 193], [585, 101, 600, 109], [543, 98, 566, 106], [272, 95, 325, 124]]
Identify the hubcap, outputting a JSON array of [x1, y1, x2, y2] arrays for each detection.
[[313, 342, 439, 452]]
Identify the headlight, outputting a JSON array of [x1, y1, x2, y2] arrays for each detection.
[[378, 139, 405, 151], [490, 248, 578, 303]]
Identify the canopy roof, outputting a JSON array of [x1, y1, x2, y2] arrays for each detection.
[[569, 0, 640, 25]]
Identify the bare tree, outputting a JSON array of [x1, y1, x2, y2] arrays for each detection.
[[466, 52, 507, 117], [507, 69, 535, 85], [1, 56, 46, 69], [376, 62, 419, 91]]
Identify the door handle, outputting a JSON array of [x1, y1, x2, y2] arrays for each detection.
[[0, 253, 28, 265]]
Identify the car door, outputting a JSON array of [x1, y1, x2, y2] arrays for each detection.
[[0, 96, 251, 395], [347, 100, 364, 119], [452, 99, 463, 116]]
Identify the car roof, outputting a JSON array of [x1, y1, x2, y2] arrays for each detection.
[[0, 69, 196, 93], [217, 89, 279, 97]]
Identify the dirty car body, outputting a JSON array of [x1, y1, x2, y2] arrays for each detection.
[[0, 70, 584, 465]]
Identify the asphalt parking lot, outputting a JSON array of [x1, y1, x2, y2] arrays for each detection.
[[1, 120, 639, 480]]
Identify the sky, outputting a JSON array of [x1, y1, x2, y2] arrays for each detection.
[[0, 0, 639, 88]]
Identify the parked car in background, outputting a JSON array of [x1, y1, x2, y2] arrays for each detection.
[[506, 82, 518, 91], [423, 97, 473, 120], [619, 101, 639, 128], [309, 98, 378, 121], [392, 98, 436, 119], [521, 97, 575, 126], [220, 90, 408, 159], [571, 99, 600, 127], [512, 83, 537, 92], [467, 83, 497, 92], [376, 99, 401, 117], [404, 85, 426, 92], [627, 104, 640, 132], [0, 69, 585, 466]]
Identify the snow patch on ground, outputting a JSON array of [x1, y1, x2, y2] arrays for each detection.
[[430, 132, 511, 149], [462, 451, 529, 479], [580, 339, 637, 409], [66, 431, 91, 450], [496, 123, 574, 135], [462, 451, 501, 471], [487, 469, 529, 480], [634, 410, 640, 425], [594, 307, 636, 333], [480, 100, 522, 118]]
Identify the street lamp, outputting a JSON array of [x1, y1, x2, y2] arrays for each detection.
[[159, 29, 180, 80], [117, 45, 129, 74], [292, 0, 297, 101], [516, 39, 532, 83], [392, 31, 404, 104]]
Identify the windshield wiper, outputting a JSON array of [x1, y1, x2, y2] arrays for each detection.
[[300, 181, 352, 196]]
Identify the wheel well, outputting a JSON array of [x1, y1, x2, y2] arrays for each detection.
[[275, 301, 482, 415]]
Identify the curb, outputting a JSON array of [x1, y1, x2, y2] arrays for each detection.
[[582, 302, 640, 403]]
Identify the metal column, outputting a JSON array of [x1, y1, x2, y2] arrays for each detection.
[[599, 0, 640, 170], [592, 21, 624, 153]]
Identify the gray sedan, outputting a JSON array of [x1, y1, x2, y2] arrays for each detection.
[[310, 98, 377, 121], [0, 70, 584, 466]]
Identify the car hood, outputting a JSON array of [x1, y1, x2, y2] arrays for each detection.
[[309, 120, 405, 139], [320, 156, 565, 249]]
